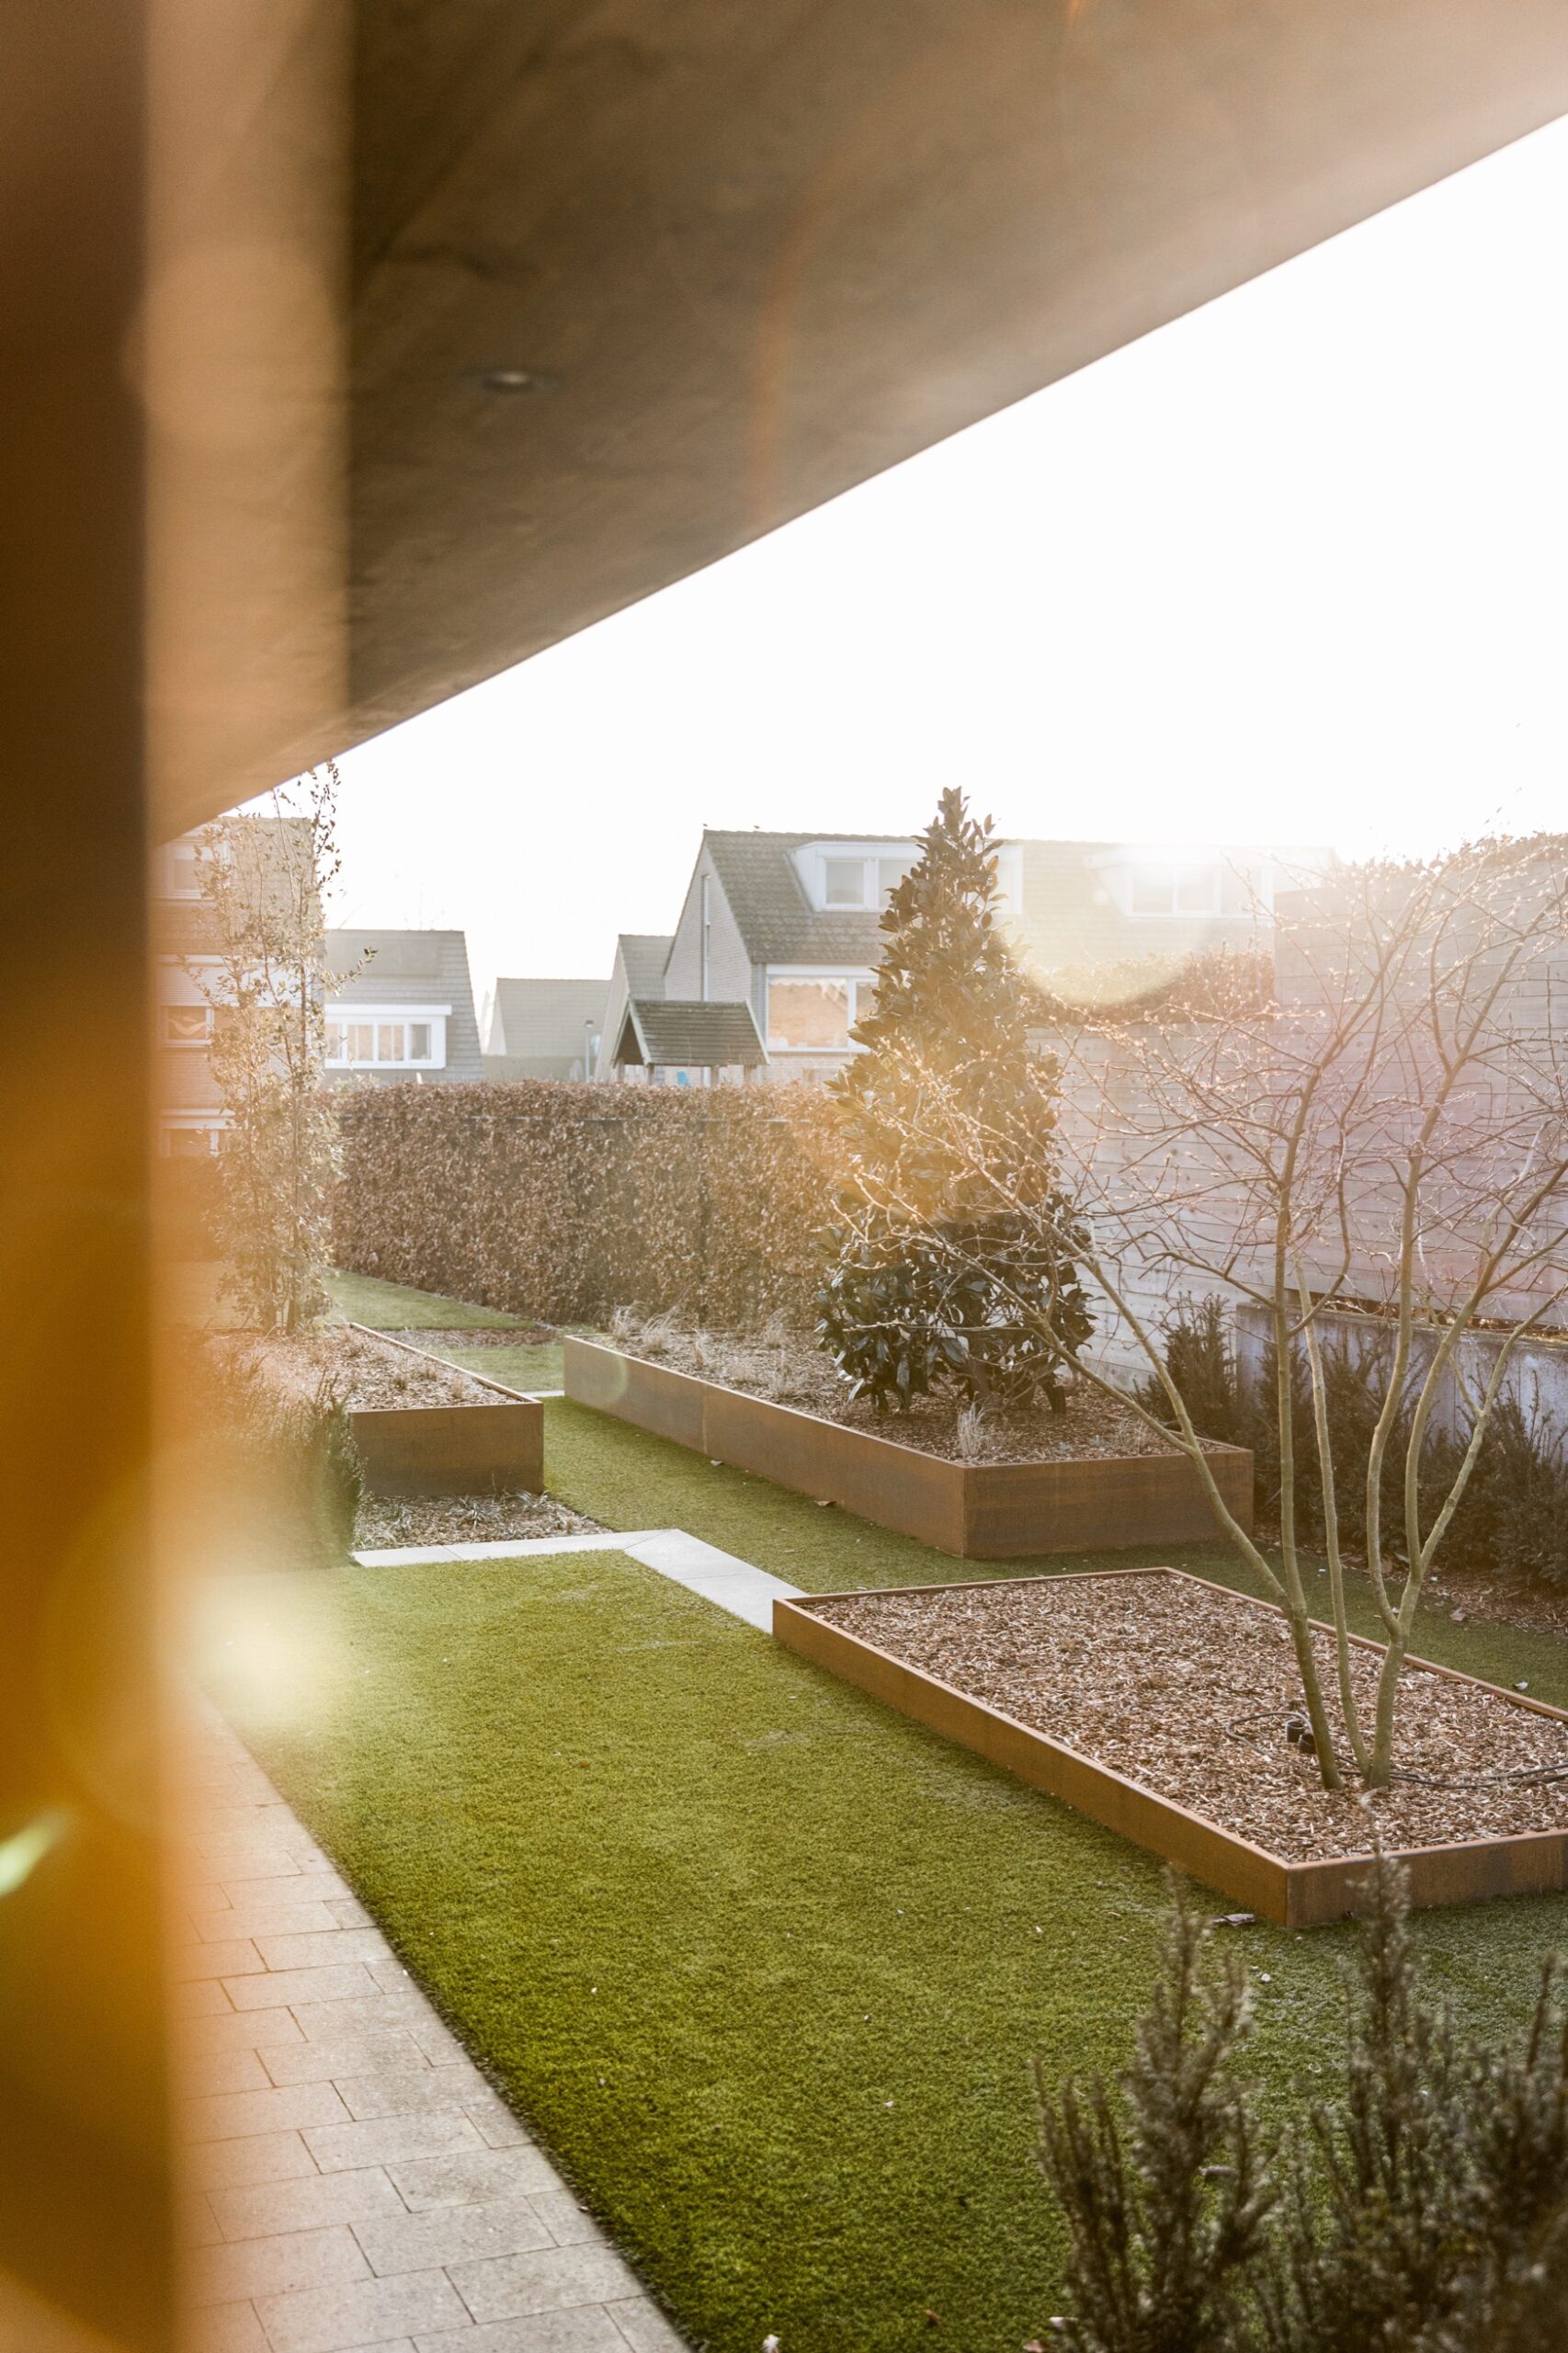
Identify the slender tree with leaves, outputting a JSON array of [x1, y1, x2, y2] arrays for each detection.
[[187, 763, 359, 1332], [816, 788, 1092, 1412]]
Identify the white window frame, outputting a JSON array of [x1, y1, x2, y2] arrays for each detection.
[[160, 1002, 213, 1048], [792, 841, 919, 914], [324, 1003, 450, 1071], [1090, 850, 1265, 922], [155, 837, 203, 900], [764, 967, 877, 1053], [158, 1112, 230, 1157]]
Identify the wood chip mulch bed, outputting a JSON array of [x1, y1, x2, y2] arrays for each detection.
[[607, 1320, 1206, 1464], [807, 1572, 1568, 1860]]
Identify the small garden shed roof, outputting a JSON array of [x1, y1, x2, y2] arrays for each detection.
[[613, 997, 767, 1071]]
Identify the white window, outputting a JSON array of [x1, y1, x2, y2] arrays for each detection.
[[324, 1005, 449, 1069], [824, 858, 869, 908], [766, 971, 876, 1051], [793, 841, 919, 913], [159, 1116, 225, 1157], [1121, 858, 1231, 917], [160, 1002, 212, 1046], [157, 837, 202, 899]]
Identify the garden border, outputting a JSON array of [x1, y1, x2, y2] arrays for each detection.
[[344, 1322, 544, 1498], [773, 1565, 1568, 1927], [562, 1336, 1253, 1558]]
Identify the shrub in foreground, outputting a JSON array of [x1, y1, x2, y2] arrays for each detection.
[[1039, 1862, 1568, 2352]]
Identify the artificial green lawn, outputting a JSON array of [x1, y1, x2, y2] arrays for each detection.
[[324, 1267, 526, 1330], [540, 1394, 1568, 1708], [199, 1269, 1568, 2346], [210, 1544, 1568, 2353]]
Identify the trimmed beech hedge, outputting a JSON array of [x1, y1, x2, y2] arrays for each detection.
[[333, 1081, 840, 1330]]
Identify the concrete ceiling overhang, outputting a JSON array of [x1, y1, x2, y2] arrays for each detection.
[[152, 0, 1568, 833]]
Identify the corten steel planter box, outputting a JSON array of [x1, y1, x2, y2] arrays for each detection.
[[563, 1336, 1253, 1559], [773, 1566, 1568, 1927], [346, 1324, 544, 1500]]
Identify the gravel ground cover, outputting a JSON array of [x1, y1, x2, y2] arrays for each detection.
[[355, 1485, 601, 1548], [208, 1547, 1568, 2353], [604, 1316, 1196, 1462], [808, 1572, 1568, 1860]]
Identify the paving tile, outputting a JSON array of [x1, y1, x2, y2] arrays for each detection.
[[225, 1964, 381, 2011], [178, 2005, 308, 2056], [185, 2081, 353, 2145], [183, 2298, 269, 2352], [447, 2245, 643, 2326], [256, 1928, 394, 1973], [262, 2028, 435, 2088], [256, 2268, 471, 2353], [415, 2315, 630, 2353], [175, 1976, 238, 2018], [189, 2222, 371, 2305], [194, 1898, 343, 1942], [389, 2148, 565, 2211], [528, 2194, 597, 2249], [174, 1939, 267, 1983], [195, 1846, 310, 1881], [352, 2197, 554, 2276], [189, 2130, 322, 2191], [326, 1896, 374, 1928], [304, 2110, 488, 2175], [334, 2063, 478, 2122], [209, 2167, 406, 2243], [405, 2018, 467, 2067], [605, 2301, 687, 2353], [179, 2188, 224, 2247], [465, 2091, 528, 2150], [177, 2045, 273, 2097], [294, 1994, 436, 2040]]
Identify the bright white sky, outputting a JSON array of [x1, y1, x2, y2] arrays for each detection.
[[331, 113, 1568, 1007]]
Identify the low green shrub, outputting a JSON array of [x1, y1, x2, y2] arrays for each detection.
[[194, 1343, 362, 1570], [1038, 1864, 1568, 2352], [1139, 1301, 1568, 1593]]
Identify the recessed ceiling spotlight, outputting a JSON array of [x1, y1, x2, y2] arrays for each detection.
[[466, 366, 557, 394]]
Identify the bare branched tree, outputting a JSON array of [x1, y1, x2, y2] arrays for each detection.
[[187, 764, 359, 1333], [851, 838, 1568, 1789]]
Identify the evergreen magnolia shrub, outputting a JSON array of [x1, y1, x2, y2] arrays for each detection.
[[816, 789, 1092, 1412], [1039, 1864, 1568, 2353]]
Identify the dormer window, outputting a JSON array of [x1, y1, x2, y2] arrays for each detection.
[[824, 857, 869, 907], [1095, 851, 1261, 920], [796, 840, 919, 913]]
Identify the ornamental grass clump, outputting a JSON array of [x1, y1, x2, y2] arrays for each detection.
[[1039, 1862, 1568, 2353], [816, 788, 1092, 1412]]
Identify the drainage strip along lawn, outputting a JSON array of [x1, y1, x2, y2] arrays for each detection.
[[208, 1549, 1568, 2353]]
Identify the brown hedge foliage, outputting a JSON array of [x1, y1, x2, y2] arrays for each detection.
[[332, 1081, 842, 1331]]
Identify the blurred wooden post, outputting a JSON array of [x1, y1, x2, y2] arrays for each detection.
[[0, 2, 173, 2346]]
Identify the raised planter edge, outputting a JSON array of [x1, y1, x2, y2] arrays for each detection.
[[562, 1335, 1252, 1558], [344, 1322, 544, 1499], [772, 1564, 1568, 1927]]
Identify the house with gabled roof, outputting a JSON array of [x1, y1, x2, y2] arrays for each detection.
[[323, 929, 485, 1085], [483, 976, 609, 1080], [592, 826, 1336, 1086]]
